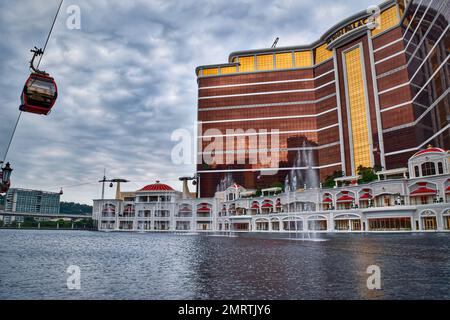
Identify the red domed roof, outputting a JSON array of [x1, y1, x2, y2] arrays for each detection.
[[139, 181, 174, 192], [412, 146, 447, 158]]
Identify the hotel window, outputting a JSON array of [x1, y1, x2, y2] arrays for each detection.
[[368, 217, 411, 231], [233, 223, 249, 231], [308, 220, 327, 231], [155, 210, 170, 217], [275, 52, 293, 69], [314, 43, 332, 64], [438, 162, 444, 174], [220, 66, 237, 75], [420, 196, 428, 205], [352, 220, 361, 231], [414, 165, 420, 177], [238, 56, 255, 72], [294, 51, 312, 67], [371, 5, 399, 36], [138, 210, 151, 217], [344, 46, 372, 172], [257, 54, 274, 71], [335, 220, 350, 231], [202, 68, 218, 76], [421, 162, 436, 176]]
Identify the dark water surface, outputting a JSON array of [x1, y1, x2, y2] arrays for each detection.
[[0, 229, 449, 299]]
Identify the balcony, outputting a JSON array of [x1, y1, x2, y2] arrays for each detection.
[[101, 213, 115, 218], [176, 212, 192, 218], [121, 213, 135, 218], [196, 213, 211, 218], [154, 214, 170, 218]]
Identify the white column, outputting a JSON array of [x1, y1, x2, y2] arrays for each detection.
[[437, 211, 443, 231], [192, 203, 196, 231], [171, 203, 175, 231]]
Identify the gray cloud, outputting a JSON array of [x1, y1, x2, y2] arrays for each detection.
[[0, 0, 376, 203]]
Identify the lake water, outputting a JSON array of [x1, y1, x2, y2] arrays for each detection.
[[0, 229, 449, 299]]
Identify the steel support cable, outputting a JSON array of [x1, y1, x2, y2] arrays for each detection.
[[2, 0, 64, 162]]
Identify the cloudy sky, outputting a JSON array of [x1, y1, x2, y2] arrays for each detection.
[[0, 0, 377, 204]]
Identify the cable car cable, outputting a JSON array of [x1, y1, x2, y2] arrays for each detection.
[[37, 0, 64, 69], [2, 112, 22, 162], [3, 0, 64, 162]]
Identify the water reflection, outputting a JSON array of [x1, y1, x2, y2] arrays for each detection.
[[0, 230, 449, 299]]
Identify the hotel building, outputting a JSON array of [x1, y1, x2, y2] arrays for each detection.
[[195, 0, 450, 197], [92, 0, 450, 234]]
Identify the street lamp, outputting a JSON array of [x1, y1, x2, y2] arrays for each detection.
[[434, 189, 439, 203], [193, 174, 200, 198], [1, 162, 12, 184], [395, 193, 402, 206]]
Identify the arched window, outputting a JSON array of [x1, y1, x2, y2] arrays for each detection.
[[414, 166, 420, 177], [102, 204, 116, 216], [437, 162, 444, 174], [123, 204, 135, 216], [421, 162, 436, 176]]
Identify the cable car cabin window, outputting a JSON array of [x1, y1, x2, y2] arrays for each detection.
[[27, 78, 56, 96]]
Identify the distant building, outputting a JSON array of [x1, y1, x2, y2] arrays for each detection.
[[1, 188, 60, 224]]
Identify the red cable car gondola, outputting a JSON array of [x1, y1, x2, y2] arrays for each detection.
[[19, 47, 57, 116]]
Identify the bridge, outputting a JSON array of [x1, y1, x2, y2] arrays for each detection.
[[0, 210, 91, 220]]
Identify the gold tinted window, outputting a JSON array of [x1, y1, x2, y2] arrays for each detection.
[[371, 5, 399, 36], [275, 52, 293, 69], [220, 66, 237, 75], [202, 68, 219, 76], [344, 47, 371, 172], [294, 51, 312, 67], [239, 56, 255, 72], [314, 43, 333, 64], [257, 54, 274, 71]]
